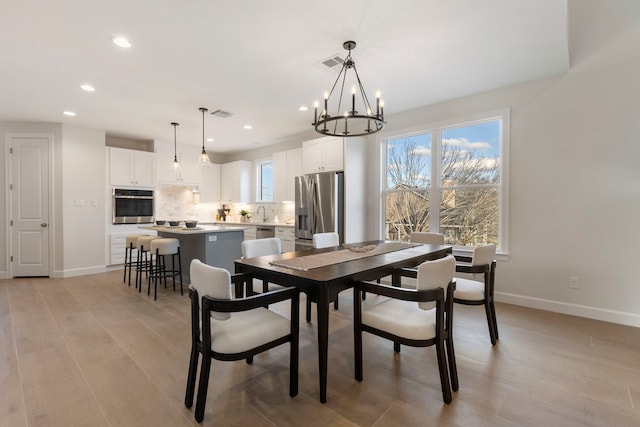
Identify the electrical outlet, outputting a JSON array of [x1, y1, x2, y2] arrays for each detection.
[[569, 276, 579, 289]]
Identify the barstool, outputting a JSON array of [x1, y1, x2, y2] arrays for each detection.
[[135, 235, 160, 293], [148, 238, 183, 300], [123, 234, 145, 287]]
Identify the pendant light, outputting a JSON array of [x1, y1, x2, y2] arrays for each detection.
[[199, 107, 210, 164], [171, 122, 180, 171]]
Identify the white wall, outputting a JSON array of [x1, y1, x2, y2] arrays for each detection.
[[366, 53, 640, 326], [58, 124, 107, 276]]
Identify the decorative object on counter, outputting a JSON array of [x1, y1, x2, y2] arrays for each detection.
[[171, 122, 181, 172], [184, 220, 198, 228], [312, 41, 385, 137], [169, 221, 181, 227], [239, 210, 251, 222], [156, 220, 166, 225], [198, 107, 210, 164]]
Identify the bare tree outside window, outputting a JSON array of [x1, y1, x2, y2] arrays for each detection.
[[384, 120, 501, 247]]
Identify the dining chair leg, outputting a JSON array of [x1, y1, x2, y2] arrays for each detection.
[[306, 298, 312, 322], [490, 300, 499, 339], [435, 339, 452, 404], [393, 342, 401, 353], [484, 301, 497, 345], [446, 336, 459, 391], [184, 347, 199, 408], [194, 356, 212, 423]]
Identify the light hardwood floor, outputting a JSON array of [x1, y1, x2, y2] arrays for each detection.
[[1, 270, 640, 426]]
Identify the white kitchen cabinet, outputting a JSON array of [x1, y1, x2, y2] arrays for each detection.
[[302, 136, 344, 174], [109, 147, 155, 187], [243, 225, 256, 241], [109, 230, 156, 265], [275, 226, 295, 252], [273, 147, 302, 202], [199, 163, 220, 203], [220, 160, 251, 203]]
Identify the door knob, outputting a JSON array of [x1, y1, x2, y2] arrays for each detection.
[[41, 223, 48, 227]]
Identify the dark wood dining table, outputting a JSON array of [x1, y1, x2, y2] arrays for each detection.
[[234, 240, 452, 403]]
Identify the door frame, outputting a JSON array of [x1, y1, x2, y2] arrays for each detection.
[[5, 133, 54, 278]]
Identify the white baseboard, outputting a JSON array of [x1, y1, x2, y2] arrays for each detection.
[[496, 292, 640, 328], [0, 271, 7, 279], [52, 265, 107, 278]]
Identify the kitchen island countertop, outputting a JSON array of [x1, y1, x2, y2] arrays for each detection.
[[140, 225, 247, 235]]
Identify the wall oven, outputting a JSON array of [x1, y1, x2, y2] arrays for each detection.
[[112, 188, 155, 224]]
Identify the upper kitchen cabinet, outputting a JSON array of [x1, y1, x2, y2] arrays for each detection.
[[155, 140, 200, 186], [302, 136, 344, 174], [109, 147, 155, 188], [199, 163, 221, 203], [273, 148, 302, 202], [220, 160, 251, 203]]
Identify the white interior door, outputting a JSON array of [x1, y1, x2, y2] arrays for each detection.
[[10, 136, 50, 277]]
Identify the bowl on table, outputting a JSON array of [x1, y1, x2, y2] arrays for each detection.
[[155, 220, 166, 225], [184, 221, 198, 228], [168, 220, 181, 227]]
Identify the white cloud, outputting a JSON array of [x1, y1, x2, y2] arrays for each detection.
[[411, 145, 431, 156], [443, 137, 491, 150]]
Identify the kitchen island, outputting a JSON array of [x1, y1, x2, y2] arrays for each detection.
[[140, 225, 245, 283]]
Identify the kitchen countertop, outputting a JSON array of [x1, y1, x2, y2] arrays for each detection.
[[203, 221, 294, 228], [140, 225, 247, 235]]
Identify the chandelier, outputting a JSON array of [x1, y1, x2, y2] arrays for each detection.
[[312, 41, 385, 137]]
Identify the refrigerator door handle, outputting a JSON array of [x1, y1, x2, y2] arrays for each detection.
[[310, 180, 319, 234]]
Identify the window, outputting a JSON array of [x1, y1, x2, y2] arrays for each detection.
[[382, 110, 508, 251], [256, 160, 273, 202]]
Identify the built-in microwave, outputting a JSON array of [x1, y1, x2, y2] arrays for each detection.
[[112, 188, 155, 224]]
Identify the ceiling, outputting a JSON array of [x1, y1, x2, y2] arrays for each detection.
[[0, 0, 571, 153]]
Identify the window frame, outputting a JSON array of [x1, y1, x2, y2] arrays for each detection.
[[380, 108, 510, 254], [255, 158, 274, 203]]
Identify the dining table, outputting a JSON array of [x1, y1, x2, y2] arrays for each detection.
[[234, 240, 453, 403]]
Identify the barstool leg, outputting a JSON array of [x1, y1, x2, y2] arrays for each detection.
[[123, 245, 128, 283], [177, 248, 183, 295]]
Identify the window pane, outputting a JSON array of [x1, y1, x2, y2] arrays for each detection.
[[441, 121, 500, 185], [439, 188, 498, 247], [386, 134, 431, 189], [384, 190, 430, 241], [260, 162, 273, 201]]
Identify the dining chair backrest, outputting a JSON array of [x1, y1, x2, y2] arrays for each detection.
[[410, 232, 445, 245], [416, 254, 455, 310], [190, 259, 232, 320], [241, 237, 281, 258], [312, 232, 339, 249], [471, 244, 496, 266]]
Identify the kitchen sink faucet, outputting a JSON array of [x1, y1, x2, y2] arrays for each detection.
[[257, 206, 266, 222]]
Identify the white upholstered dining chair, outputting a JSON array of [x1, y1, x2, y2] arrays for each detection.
[[353, 254, 458, 404], [184, 259, 299, 422], [410, 231, 445, 245], [453, 243, 498, 345], [241, 237, 283, 294]]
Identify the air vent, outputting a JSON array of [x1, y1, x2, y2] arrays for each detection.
[[210, 109, 233, 118], [314, 54, 345, 72]]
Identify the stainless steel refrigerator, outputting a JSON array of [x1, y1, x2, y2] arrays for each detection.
[[295, 172, 344, 250]]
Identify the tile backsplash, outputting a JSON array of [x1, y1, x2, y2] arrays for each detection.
[[155, 185, 295, 224]]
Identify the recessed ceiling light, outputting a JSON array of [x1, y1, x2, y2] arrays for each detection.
[[80, 84, 95, 92], [112, 37, 132, 48], [63, 111, 76, 117], [243, 125, 252, 130], [298, 105, 308, 111], [206, 138, 214, 142]]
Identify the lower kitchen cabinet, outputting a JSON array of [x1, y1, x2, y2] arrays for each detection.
[[275, 226, 295, 252], [243, 225, 256, 241]]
